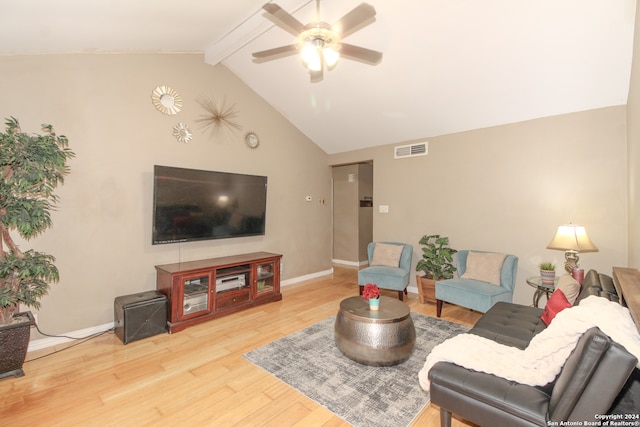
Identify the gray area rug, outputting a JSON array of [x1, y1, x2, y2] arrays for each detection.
[[243, 312, 470, 427]]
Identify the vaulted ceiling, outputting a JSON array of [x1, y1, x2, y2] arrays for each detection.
[[1, 0, 636, 154]]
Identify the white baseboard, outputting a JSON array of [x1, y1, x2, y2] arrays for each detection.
[[281, 268, 334, 286], [332, 259, 368, 267], [29, 322, 115, 352]]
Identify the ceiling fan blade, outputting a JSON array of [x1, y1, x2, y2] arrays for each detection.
[[252, 44, 298, 63], [333, 3, 377, 38], [263, 3, 305, 37], [340, 43, 383, 65], [309, 67, 323, 83]]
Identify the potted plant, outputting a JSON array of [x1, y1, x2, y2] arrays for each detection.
[[539, 262, 556, 285], [415, 235, 457, 304], [0, 117, 74, 378], [361, 283, 380, 310]]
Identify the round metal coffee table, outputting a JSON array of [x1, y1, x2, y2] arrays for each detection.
[[334, 296, 416, 366]]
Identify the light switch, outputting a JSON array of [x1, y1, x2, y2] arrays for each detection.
[[379, 205, 389, 213]]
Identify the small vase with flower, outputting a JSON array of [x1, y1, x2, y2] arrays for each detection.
[[362, 283, 381, 310]]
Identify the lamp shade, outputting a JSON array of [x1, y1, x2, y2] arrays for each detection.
[[546, 224, 598, 253]]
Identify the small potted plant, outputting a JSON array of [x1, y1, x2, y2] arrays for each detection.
[[362, 283, 380, 310], [0, 117, 74, 378], [415, 235, 457, 304], [539, 262, 556, 285]]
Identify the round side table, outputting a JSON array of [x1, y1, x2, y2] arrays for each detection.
[[334, 296, 416, 366], [526, 276, 558, 307]]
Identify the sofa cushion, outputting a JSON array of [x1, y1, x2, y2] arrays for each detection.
[[548, 328, 637, 421], [575, 270, 620, 304], [471, 302, 546, 350], [541, 290, 572, 326], [460, 252, 506, 286], [370, 243, 403, 267], [358, 265, 410, 291], [429, 362, 550, 426], [436, 278, 513, 314]]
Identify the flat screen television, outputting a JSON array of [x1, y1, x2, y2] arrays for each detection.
[[152, 165, 267, 245]]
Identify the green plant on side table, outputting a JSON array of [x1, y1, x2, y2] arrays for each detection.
[[0, 117, 74, 378], [539, 261, 556, 285], [415, 234, 457, 304]]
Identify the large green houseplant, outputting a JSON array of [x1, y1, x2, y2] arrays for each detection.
[[0, 117, 74, 324], [0, 117, 73, 377], [415, 234, 457, 304]]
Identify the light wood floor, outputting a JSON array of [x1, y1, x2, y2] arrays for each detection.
[[0, 266, 481, 427]]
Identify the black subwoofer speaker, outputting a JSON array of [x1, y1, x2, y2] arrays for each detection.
[[114, 290, 168, 344]]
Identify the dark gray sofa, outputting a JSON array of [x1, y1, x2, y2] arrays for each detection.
[[428, 270, 639, 427]]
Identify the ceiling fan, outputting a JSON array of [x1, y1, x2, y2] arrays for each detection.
[[252, 1, 383, 82]]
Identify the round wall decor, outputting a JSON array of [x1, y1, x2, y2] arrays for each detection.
[[151, 85, 183, 115], [173, 123, 192, 143]]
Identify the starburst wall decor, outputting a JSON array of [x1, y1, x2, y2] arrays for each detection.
[[195, 95, 242, 139]]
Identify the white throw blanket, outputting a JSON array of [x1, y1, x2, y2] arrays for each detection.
[[418, 296, 640, 391]]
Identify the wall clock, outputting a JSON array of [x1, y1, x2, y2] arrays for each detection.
[[245, 132, 260, 149]]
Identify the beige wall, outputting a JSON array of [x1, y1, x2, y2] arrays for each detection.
[[0, 54, 332, 334], [1, 47, 637, 334], [628, 2, 640, 266], [330, 107, 628, 307]]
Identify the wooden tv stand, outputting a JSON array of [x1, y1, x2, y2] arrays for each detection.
[[155, 252, 282, 333]]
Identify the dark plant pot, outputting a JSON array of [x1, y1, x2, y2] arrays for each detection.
[[0, 311, 34, 380]]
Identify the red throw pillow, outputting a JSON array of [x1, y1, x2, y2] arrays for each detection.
[[541, 289, 572, 325]]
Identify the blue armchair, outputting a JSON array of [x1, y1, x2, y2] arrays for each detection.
[[435, 250, 518, 317], [358, 242, 413, 301]]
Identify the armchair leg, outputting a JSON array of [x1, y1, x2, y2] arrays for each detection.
[[440, 408, 452, 427], [359, 285, 363, 295], [436, 299, 443, 317], [397, 290, 403, 301]]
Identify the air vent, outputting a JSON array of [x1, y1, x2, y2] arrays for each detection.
[[394, 142, 428, 159]]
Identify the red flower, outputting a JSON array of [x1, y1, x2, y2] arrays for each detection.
[[362, 283, 380, 300]]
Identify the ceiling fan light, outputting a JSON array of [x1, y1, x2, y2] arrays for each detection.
[[323, 47, 340, 68], [301, 44, 317, 63], [301, 44, 322, 71], [306, 55, 322, 71]]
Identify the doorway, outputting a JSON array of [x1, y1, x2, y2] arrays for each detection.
[[332, 162, 373, 266]]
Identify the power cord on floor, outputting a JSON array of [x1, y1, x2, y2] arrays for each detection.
[[25, 322, 116, 362]]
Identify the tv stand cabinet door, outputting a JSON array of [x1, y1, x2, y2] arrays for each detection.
[[177, 272, 213, 322], [254, 258, 280, 299]]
